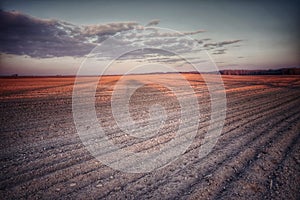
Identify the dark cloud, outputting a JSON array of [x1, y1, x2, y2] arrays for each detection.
[[146, 19, 160, 27], [0, 11, 141, 58], [0, 10, 96, 58], [195, 38, 212, 44], [145, 28, 205, 37], [0, 10, 207, 59], [147, 56, 207, 65], [204, 39, 243, 48], [183, 30, 206, 35], [196, 40, 203, 44], [212, 49, 227, 55]]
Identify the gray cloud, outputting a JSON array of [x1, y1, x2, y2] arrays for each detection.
[[0, 10, 208, 59], [195, 38, 212, 44], [146, 56, 208, 65], [83, 22, 140, 36], [144, 37, 177, 46], [0, 11, 143, 58], [144, 28, 205, 38], [146, 19, 160, 27], [212, 49, 227, 55], [0, 10, 96, 58], [204, 39, 243, 48], [183, 30, 206, 35]]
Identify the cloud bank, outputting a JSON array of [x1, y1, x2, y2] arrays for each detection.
[[0, 10, 97, 58], [0, 10, 240, 60]]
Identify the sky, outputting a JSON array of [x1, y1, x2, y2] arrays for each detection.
[[0, 0, 299, 75]]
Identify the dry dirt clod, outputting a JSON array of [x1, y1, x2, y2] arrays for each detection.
[[269, 180, 273, 190], [70, 183, 76, 187]]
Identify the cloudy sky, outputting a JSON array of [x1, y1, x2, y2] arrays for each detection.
[[0, 0, 299, 75]]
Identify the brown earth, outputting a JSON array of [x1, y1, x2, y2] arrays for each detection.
[[0, 74, 299, 199]]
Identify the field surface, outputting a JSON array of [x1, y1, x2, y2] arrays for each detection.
[[0, 74, 299, 199]]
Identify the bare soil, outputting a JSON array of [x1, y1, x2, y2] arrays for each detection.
[[0, 74, 299, 199]]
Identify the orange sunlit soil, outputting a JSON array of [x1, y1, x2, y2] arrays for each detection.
[[0, 74, 299, 199]]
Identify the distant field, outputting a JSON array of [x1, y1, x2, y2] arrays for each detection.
[[0, 74, 299, 199]]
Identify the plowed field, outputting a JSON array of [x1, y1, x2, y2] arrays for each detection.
[[0, 74, 299, 199]]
